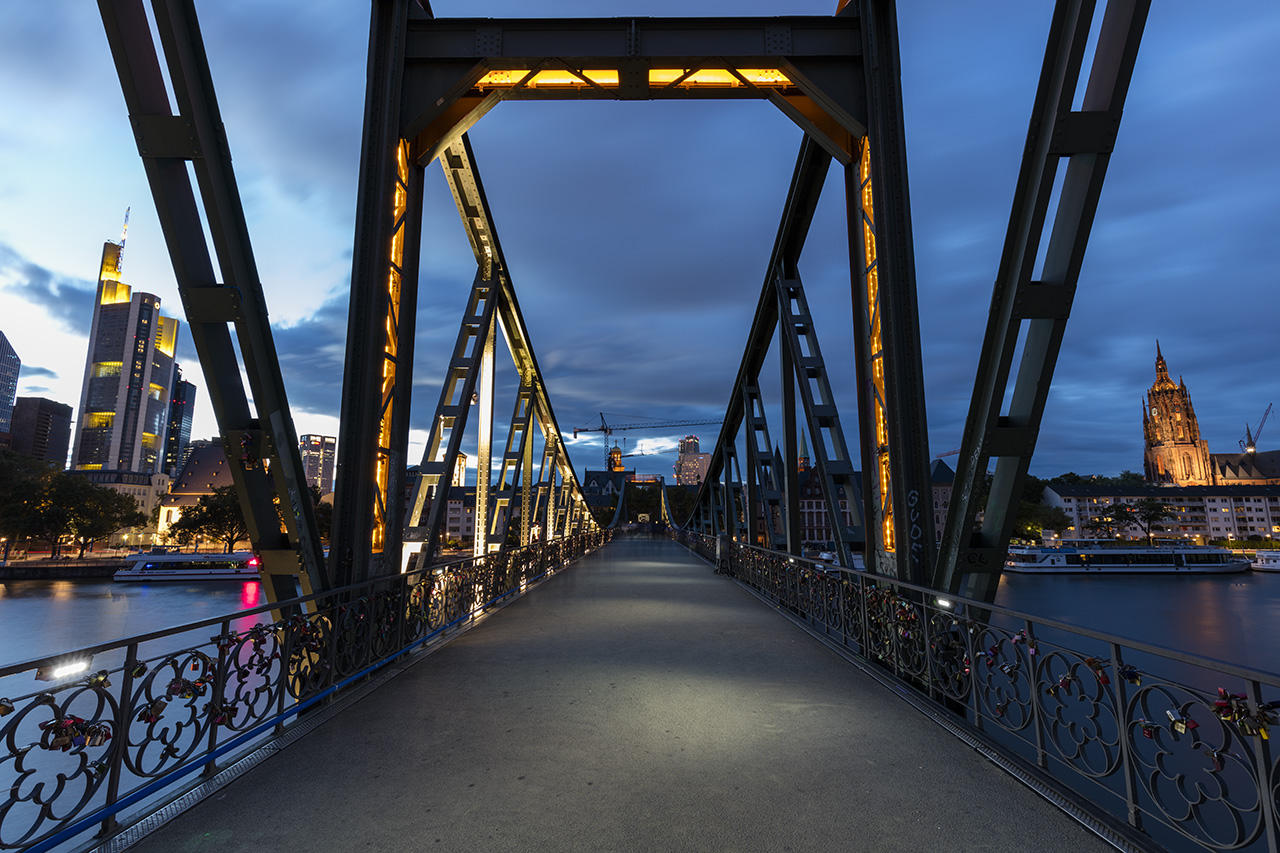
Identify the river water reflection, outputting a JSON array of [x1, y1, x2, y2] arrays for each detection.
[[2, 567, 1278, 677]]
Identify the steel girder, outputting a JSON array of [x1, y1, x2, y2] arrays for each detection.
[[334, 2, 932, 584], [400, 15, 868, 167], [403, 137, 595, 565], [686, 136, 867, 570], [331, 0, 423, 586], [98, 0, 328, 603], [935, 0, 1150, 601]]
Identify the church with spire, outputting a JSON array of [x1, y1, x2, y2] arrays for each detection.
[[1143, 342, 1280, 486]]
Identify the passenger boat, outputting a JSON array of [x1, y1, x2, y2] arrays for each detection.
[[1251, 550, 1280, 573], [114, 552, 261, 582], [1005, 543, 1249, 574]]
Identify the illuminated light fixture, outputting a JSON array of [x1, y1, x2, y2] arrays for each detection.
[[935, 598, 953, 610], [649, 68, 791, 87], [476, 69, 619, 89], [248, 556, 260, 568], [35, 656, 93, 682], [473, 68, 791, 91]]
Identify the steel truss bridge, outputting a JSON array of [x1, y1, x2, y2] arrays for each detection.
[[94, 0, 1148, 609], [19, 0, 1280, 850]]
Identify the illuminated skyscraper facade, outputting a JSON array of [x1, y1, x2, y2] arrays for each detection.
[[71, 234, 180, 474], [675, 434, 711, 486], [300, 434, 337, 494], [163, 367, 196, 476], [0, 331, 19, 439]]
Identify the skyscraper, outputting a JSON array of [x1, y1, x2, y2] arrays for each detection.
[[10, 397, 72, 466], [299, 434, 337, 494], [675, 434, 711, 486], [0, 331, 20, 440], [163, 366, 196, 476], [71, 222, 180, 474]]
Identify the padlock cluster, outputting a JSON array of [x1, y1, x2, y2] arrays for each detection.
[[1212, 688, 1278, 740], [38, 716, 113, 752]]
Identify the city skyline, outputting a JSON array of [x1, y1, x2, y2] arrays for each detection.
[[1, 2, 1276, 483]]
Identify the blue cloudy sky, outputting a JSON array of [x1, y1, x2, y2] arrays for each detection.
[[0, 1, 1276, 483]]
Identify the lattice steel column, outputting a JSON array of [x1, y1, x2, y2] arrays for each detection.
[[332, 0, 418, 585]]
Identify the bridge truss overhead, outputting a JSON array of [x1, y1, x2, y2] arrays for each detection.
[[98, 0, 1149, 602], [328, 0, 938, 587]]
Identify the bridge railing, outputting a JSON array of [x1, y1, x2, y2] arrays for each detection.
[[675, 530, 1279, 853], [0, 531, 612, 853]]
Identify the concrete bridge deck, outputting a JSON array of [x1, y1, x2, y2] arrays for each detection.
[[126, 538, 1116, 852]]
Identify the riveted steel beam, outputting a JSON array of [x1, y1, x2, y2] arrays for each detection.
[[332, 0, 421, 586], [402, 15, 867, 165], [99, 0, 328, 604], [848, 0, 934, 585], [936, 0, 1150, 601]]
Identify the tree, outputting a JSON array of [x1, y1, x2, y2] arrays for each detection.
[[18, 472, 88, 557], [0, 448, 53, 543], [67, 482, 147, 557], [1083, 502, 1129, 539], [1130, 498, 1175, 545], [170, 486, 249, 552], [1014, 503, 1073, 541]]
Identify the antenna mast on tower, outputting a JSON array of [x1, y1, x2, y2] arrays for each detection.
[[117, 207, 130, 273]]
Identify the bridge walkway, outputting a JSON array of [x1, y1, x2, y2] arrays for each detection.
[[126, 538, 1115, 852]]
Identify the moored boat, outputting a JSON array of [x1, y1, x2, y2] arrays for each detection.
[[1251, 550, 1280, 573], [114, 552, 260, 582], [1006, 543, 1248, 574]]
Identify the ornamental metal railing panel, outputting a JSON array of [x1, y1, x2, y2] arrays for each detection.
[[0, 531, 611, 853], [675, 531, 1279, 853]]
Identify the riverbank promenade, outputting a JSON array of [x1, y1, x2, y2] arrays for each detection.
[[125, 538, 1114, 852]]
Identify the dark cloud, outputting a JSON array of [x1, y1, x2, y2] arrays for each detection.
[[19, 365, 57, 380], [0, 243, 95, 336]]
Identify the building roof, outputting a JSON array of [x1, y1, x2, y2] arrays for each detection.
[[930, 458, 955, 485], [1210, 450, 1280, 482], [160, 442, 234, 508]]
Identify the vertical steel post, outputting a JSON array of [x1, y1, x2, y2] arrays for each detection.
[[474, 320, 496, 555], [780, 313, 802, 556], [852, 0, 935, 585], [332, 0, 414, 585]]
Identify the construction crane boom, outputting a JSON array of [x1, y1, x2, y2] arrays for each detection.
[[573, 412, 720, 438], [1241, 403, 1273, 453]]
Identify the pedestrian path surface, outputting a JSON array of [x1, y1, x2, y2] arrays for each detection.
[[128, 538, 1116, 852]]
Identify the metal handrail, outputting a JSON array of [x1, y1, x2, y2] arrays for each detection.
[[676, 530, 1280, 853], [0, 531, 613, 852]]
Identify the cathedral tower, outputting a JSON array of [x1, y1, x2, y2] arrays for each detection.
[[1143, 342, 1212, 485]]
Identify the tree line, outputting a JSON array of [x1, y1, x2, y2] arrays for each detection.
[[0, 449, 146, 557]]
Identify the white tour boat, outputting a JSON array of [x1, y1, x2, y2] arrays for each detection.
[[1251, 551, 1280, 573], [1005, 543, 1249, 574], [114, 552, 261, 582]]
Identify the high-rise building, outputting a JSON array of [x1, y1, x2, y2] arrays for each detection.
[[675, 434, 711, 486], [163, 366, 196, 476], [10, 397, 73, 467], [0, 331, 20, 441], [299, 434, 337, 494], [71, 225, 180, 474]]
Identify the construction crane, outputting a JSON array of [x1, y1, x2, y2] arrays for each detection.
[[572, 412, 721, 439], [1240, 403, 1273, 453]]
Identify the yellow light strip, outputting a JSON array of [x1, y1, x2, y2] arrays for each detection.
[[373, 140, 410, 554], [473, 68, 791, 91], [861, 139, 894, 553]]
